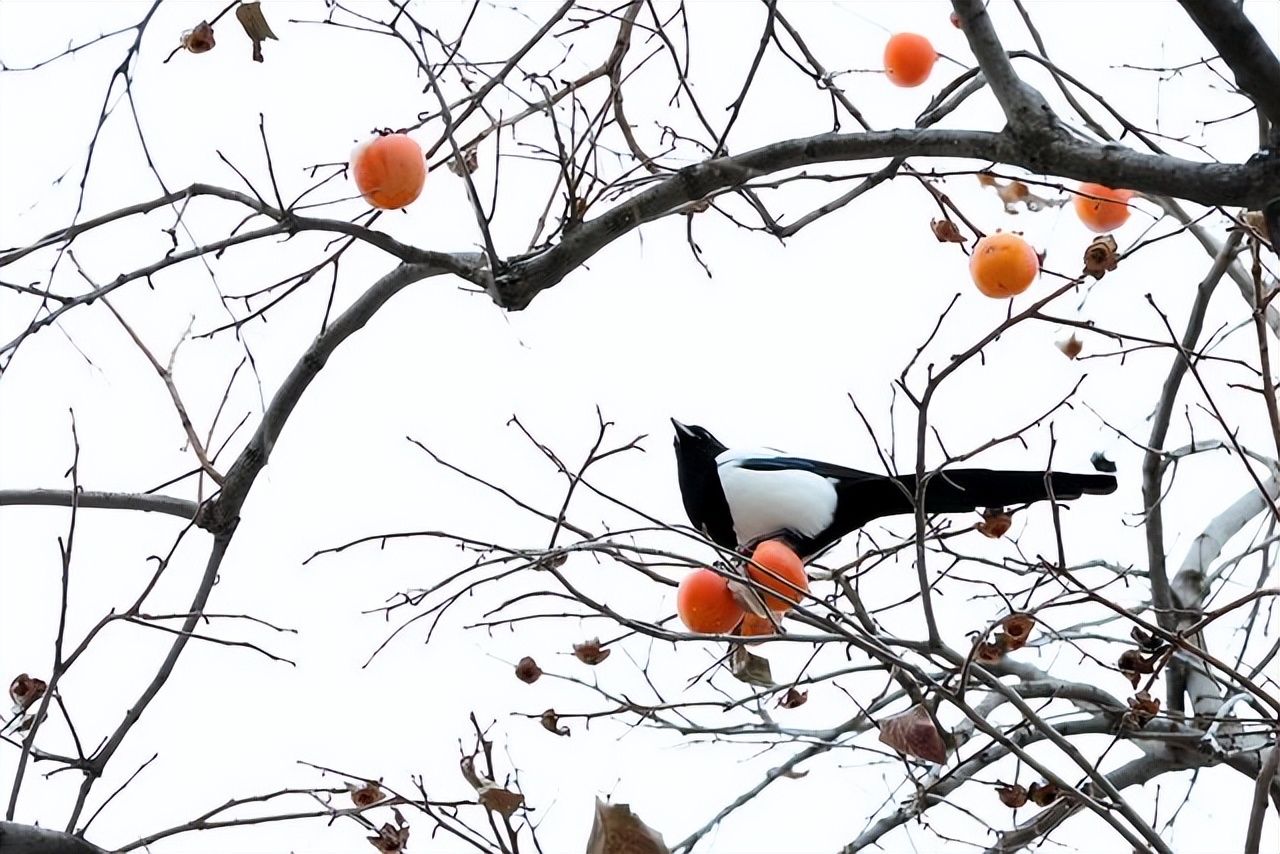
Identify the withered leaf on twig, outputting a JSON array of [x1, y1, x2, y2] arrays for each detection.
[[8, 673, 47, 712], [1056, 333, 1084, 360], [877, 704, 948, 765], [1091, 451, 1117, 474], [573, 638, 611, 665], [479, 785, 525, 817], [1126, 691, 1160, 728], [1027, 781, 1061, 806], [997, 783, 1028, 808], [586, 797, 670, 854], [541, 708, 570, 736], [977, 173, 1064, 213], [1118, 649, 1157, 688], [235, 2, 278, 63], [728, 643, 774, 687], [1000, 613, 1034, 650], [347, 780, 386, 808], [977, 509, 1012, 539], [975, 640, 1005, 664], [367, 809, 410, 853], [179, 21, 216, 54], [777, 688, 808, 709], [930, 218, 965, 243], [447, 146, 480, 177], [1083, 235, 1119, 279], [515, 656, 542, 684]]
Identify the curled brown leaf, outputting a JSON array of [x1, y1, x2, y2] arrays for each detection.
[[180, 21, 215, 54], [541, 708, 570, 736], [1083, 235, 1119, 279], [1056, 333, 1084, 360], [1001, 613, 1035, 649], [930, 218, 965, 243], [573, 638, 611, 665], [977, 509, 1012, 539], [777, 688, 808, 709], [515, 656, 542, 684], [347, 780, 386, 808], [997, 783, 1028, 808], [1027, 781, 1061, 806]]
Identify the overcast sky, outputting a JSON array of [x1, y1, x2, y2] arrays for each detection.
[[1, 1, 1276, 852]]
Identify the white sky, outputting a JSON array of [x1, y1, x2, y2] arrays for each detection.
[[1, 1, 1277, 852]]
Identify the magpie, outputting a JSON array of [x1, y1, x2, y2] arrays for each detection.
[[672, 420, 1118, 559]]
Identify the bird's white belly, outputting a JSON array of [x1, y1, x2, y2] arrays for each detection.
[[717, 464, 838, 544]]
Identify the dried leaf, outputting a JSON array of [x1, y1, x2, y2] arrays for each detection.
[[586, 798, 670, 854], [877, 705, 948, 764], [1027, 781, 1061, 806], [1091, 451, 1117, 474], [179, 21, 216, 54], [728, 644, 775, 687], [9, 674, 46, 712], [777, 688, 808, 709], [1001, 613, 1035, 649], [1130, 626, 1165, 654], [1056, 333, 1084, 360], [235, 2, 278, 62], [1126, 691, 1160, 728], [347, 780, 386, 808], [515, 656, 542, 684], [447, 146, 480, 177], [976, 641, 1005, 664], [1083, 234, 1119, 279], [998, 181, 1030, 206], [479, 785, 525, 817], [1118, 649, 1155, 687], [573, 638, 611, 665], [779, 767, 810, 779], [977, 509, 1012, 539], [978, 174, 1064, 213], [930, 218, 965, 243], [541, 708, 570, 736], [367, 814, 409, 853], [997, 783, 1028, 808]]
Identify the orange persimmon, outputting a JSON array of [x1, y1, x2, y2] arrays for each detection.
[[969, 232, 1039, 298], [884, 33, 936, 88], [1073, 182, 1133, 233], [746, 540, 808, 612], [737, 611, 783, 642], [351, 133, 426, 210], [676, 568, 745, 634]]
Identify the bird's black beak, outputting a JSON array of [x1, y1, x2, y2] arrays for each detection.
[[671, 418, 694, 440]]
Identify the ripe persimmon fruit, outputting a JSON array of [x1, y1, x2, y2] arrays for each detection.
[[737, 611, 782, 642], [884, 33, 936, 88], [1073, 182, 1133, 233], [351, 133, 426, 210], [677, 568, 745, 634], [969, 232, 1039, 298], [746, 540, 808, 612]]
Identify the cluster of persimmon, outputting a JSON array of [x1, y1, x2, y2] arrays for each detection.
[[676, 540, 809, 639], [965, 181, 1133, 299]]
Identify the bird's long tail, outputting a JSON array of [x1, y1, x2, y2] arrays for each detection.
[[912, 469, 1117, 513], [833, 468, 1116, 535]]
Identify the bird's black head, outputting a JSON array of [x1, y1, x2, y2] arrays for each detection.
[[671, 419, 727, 459]]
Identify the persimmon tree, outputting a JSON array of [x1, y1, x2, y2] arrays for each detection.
[[1, 1, 1278, 853]]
